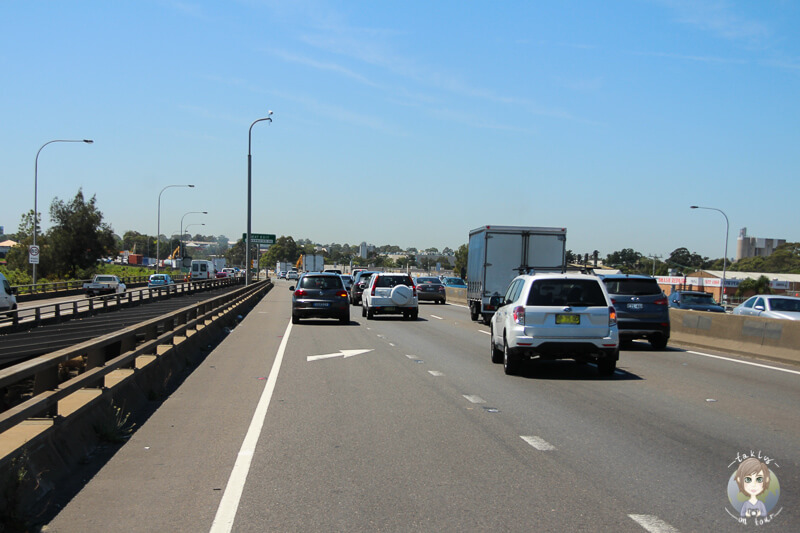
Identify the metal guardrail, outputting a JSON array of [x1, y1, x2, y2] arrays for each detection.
[[0, 280, 271, 435], [1, 277, 243, 331], [11, 275, 155, 296]]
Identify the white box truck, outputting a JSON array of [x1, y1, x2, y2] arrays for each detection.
[[302, 254, 324, 272], [467, 225, 567, 323]]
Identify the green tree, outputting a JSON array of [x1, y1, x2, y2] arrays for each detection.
[[262, 236, 299, 268], [454, 244, 468, 278], [45, 189, 116, 278], [736, 275, 772, 297], [605, 248, 642, 273]]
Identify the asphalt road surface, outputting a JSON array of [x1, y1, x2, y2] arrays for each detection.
[[45, 279, 799, 532]]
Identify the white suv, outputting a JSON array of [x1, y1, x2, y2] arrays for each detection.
[[362, 273, 418, 320], [490, 273, 619, 376]]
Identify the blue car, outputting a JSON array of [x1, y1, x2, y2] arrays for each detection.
[[669, 291, 724, 312], [148, 273, 176, 290], [442, 277, 467, 288]]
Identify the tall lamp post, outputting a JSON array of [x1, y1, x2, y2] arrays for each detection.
[[690, 205, 730, 306], [157, 184, 194, 273], [246, 111, 273, 286], [180, 211, 207, 259], [33, 139, 93, 285]]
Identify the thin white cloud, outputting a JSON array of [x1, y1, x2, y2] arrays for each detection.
[[631, 50, 747, 64], [659, 0, 771, 43]]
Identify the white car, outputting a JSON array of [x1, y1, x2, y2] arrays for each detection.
[[286, 270, 299, 280], [362, 273, 418, 320], [490, 273, 619, 376], [732, 295, 800, 320]]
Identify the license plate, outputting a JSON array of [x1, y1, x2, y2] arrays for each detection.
[[313, 302, 330, 307], [382, 306, 395, 312], [556, 313, 580, 324], [627, 303, 643, 310]]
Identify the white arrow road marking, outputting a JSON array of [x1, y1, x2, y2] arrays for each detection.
[[307, 349, 373, 362], [463, 395, 486, 404], [428, 371, 444, 376], [520, 435, 556, 451], [628, 514, 680, 533]]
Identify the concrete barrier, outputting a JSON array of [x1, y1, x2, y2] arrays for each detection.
[[668, 309, 800, 365]]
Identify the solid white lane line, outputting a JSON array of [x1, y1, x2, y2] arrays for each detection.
[[520, 435, 556, 451], [463, 394, 486, 404], [628, 514, 680, 533], [428, 370, 444, 376], [430, 315, 443, 320], [210, 321, 293, 533], [686, 350, 800, 376]]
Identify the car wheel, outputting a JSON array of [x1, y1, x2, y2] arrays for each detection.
[[367, 307, 374, 319], [503, 336, 519, 375], [469, 303, 479, 321], [361, 305, 366, 317], [490, 327, 503, 364], [291, 314, 300, 324], [339, 313, 349, 325], [649, 335, 668, 350], [411, 309, 418, 320]]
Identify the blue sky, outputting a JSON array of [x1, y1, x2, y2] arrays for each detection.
[[2, 0, 798, 260]]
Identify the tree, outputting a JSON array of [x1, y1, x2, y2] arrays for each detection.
[[45, 189, 116, 278], [736, 275, 772, 298], [605, 248, 642, 273], [262, 236, 299, 268], [454, 244, 468, 279]]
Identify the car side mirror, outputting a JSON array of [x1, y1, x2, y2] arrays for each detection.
[[754, 305, 765, 311], [11, 287, 18, 295], [289, 285, 295, 291], [490, 295, 502, 308]]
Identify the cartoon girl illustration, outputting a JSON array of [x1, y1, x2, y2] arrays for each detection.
[[735, 457, 770, 518]]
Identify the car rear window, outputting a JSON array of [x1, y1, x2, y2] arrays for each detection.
[[684, 293, 715, 304], [603, 278, 661, 296], [375, 275, 413, 288], [300, 276, 344, 290], [527, 279, 607, 307], [416, 277, 441, 284]]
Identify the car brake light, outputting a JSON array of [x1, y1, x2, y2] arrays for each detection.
[[609, 306, 617, 326], [337, 291, 348, 298], [513, 306, 525, 325], [295, 289, 306, 297], [371, 282, 376, 296], [611, 298, 617, 305], [412, 284, 417, 297], [654, 297, 667, 306]]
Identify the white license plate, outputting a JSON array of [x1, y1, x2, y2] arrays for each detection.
[[627, 303, 643, 310], [313, 302, 330, 307]]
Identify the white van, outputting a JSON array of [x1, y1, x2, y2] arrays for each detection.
[[190, 260, 216, 280], [0, 272, 18, 315]]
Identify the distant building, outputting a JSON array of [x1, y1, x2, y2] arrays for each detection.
[[359, 242, 374, 259], [736, 227, 786, 261], [0, 239, 18, 257]]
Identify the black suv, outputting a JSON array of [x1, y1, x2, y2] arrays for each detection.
[[600, 274, 670, 349]]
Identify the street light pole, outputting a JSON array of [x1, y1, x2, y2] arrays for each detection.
[[180, 211, 207, 260], [246, 111, 273, 286], [690, 205, 730, 306], [33, 139, 93, 285], [157, 184, 194, 273]]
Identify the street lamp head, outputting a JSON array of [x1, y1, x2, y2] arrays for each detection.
[[268, 110, 273, 115], [188, 184, 195, 188], [689, 205, 699, 209], [83, 139, 94, 144], [202, 211, 208, 214]]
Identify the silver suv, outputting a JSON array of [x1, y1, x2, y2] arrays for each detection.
[[362, 273, 418, 320], [489, 273, 619, 376]]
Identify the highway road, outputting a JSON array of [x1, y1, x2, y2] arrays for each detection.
[[44, 279, 799, 532]]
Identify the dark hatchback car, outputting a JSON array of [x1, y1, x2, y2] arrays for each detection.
[[601, 274, 670, 350], [290, 272, 349, 324], [415, 276, 446, 304], [350, 271, 378, 305], [669, 291, 725, 313]]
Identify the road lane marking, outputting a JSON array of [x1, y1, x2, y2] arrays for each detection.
[[405, 354, 417, 359], [307, 349, 373, 362], [686, 350, 800, 376], [428, 370, 443, 376], [520, 436, 556, 451], [478, 330, 490, 335], [463, 394, 486, 404], [628, 514, 680, 533], [430, 315, 443, 320], [210, 321, 293, 533]]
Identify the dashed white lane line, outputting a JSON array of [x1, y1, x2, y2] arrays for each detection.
[[520, 435, 556, 451], [478, 330, 490, 335], [686, 350, 800, 376], [628, 514, 680, 533], [428, 370, 444, 376], [463, 394, 486, 404], [405, 354, 417, 359], [430, 315, 443, 320]]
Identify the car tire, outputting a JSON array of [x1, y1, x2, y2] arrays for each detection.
[[649, 335, 668, 350], [367, 307, 374, 319], [339, 313, 349, 325], [597, 353, 618, 376], [490, 328, 503, 364], [503, 336, 519, 375], [291, 314, 300, 324], [361, 305, 366, 317], [469, 303, 479, 321], [411, 309, 418, 320]]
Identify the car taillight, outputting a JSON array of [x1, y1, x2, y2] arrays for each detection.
[[438, 286, 445, 292], [611, 298, 617, 305], [412, 284, 417, 297], [295, 289, 307, 297], [337, 291, 348, 298], [654, 297, 667, 306], [371, 283, 376, 296], [513, 306, 525, 325], [609, 306, 617, 326]]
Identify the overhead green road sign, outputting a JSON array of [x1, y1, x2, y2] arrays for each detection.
[[243, 233, 276, 245]]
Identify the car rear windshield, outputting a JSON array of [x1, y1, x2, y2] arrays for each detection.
[[375, 275, 413, 288], [603, 278, 661, 296], [684, 293, 715, 304], [299, 276, 344, 290], [416, 277, 441, 284], [527, 279, 607, 307]]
